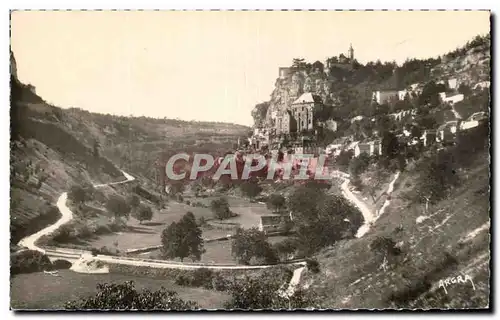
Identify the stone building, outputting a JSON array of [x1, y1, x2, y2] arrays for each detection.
[[291, 92, 323, 133]]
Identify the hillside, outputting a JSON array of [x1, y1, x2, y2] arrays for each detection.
[[300, 124, 490, 308], [9, 52, 250, 247]]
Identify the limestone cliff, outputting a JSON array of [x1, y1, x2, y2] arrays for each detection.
[[262, 66, 340, 128]]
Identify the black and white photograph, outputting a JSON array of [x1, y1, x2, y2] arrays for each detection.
[[8, 9, 491, 311]]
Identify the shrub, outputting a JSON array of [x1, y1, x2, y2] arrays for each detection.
[[11, 250, 53, 276], [211, 273, 230, 291], [370, 236, 402, 258], [173, 268, 214, 288], [52, 259, 72, 270], [306, 258, 320, 274]]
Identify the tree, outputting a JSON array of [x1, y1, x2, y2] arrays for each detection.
[[210, 197, 233, 220], [11, 250, 53, 276], [335, 149, 354, 172], [381, 130, 400, 160], [418, 81, 445, 107], [292, 58, 307, 70], [457, 83, 472, 96], [272, 238, 298, 261], [231, 227, 277, 265], [132, 205, 153, 224], [168, 181, 185, 196], [68, 184, 94, 205], [286, 185, 325, 222], [106, 195, 131, 220], [129, 194, 141, 208], [294, 194, 363, 255], [161, 212, 204, 262], [239, 179, 262, 200], [349, 153, 371, 177], [267, 194, 286, 213], [93, 140, 101, 158], [65, 281, 198, 310], [191, 182, 203, 197]]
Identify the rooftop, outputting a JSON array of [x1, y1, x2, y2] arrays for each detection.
[[292, 92, 323, 105]]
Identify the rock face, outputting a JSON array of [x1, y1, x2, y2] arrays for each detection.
[[262, 67, 339, 128], [10, 51, 18, 80]]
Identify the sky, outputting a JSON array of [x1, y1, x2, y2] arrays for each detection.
[[11, 11, 490, 126]]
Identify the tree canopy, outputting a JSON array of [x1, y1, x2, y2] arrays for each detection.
[[132, 204, 153, 224], [161, 212, 205, 262], [231, 227, 277, 265], [106, 195, 131, 219]]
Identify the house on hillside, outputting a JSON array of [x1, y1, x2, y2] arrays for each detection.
[[437, 121, 459, 144], [354, 143, 371, 157], [439, 92, 464, 105], [346, 141, 360, 153], [372, 90, 399, 105], [351, 115, 365, 123], [448, 78, 458, 90], [474, 81, 490, 90], [460, 112, 488, 131], [258, 215, 292, 233], [398, 89, 409, 100], [421, 130, 437, 147], [354, 140, 382, 157]]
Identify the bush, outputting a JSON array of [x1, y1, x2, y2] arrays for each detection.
[[173, 268, 215, 288], [370, 236, 402, 258], [52, 259, 72, 270], [11, 250, 53, 276], [211, 273, 230, 291], [306, 258, 320, 274], [192, 268, 214, 289]]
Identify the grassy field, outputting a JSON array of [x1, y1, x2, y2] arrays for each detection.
[[10, 270, 230, 310], [86, 195, 273, 252]]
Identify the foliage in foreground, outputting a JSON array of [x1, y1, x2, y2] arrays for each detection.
[[65, 281, 198, 310], [224, 270, 319, 309]]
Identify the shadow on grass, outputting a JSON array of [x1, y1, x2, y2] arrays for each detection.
[[124, 226, 156, 234], [140, 222, 165, 227]]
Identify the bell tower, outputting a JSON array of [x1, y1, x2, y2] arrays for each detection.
[[348, 43, 354, 61]]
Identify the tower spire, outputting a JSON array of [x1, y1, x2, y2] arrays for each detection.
[[348, 43, 354, 61]]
